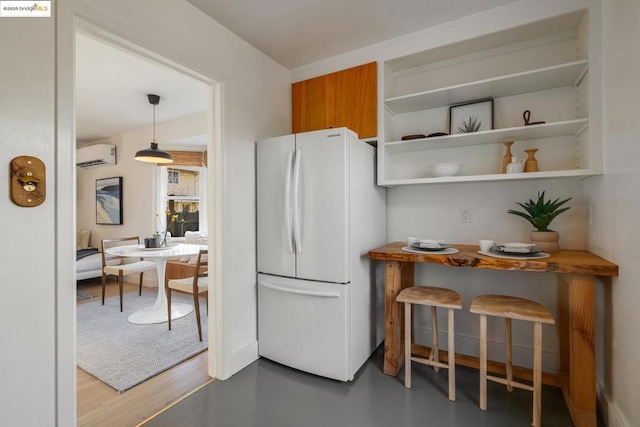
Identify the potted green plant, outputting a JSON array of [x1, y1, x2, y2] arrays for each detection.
[[507, 191, 571, 252]]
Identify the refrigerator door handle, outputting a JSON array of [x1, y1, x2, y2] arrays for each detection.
[[284, 150, 294, 253], [259, 281, 340, 298], [292, 149, 302, 253]]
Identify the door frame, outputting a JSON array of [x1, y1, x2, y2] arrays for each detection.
[[56, 5, 228, 425]]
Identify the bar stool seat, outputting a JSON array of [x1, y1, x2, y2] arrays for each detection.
[[397, 286, 462, 400], [470, 294, 555, 427]]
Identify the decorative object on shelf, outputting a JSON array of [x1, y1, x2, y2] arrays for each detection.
[[428, 163, 463, 177], [96, 177, 123, 225], [401, 134, 426, 140], [523, 110, 545, 126], [506, 156, 524, 174], [449, 99, 493, 134], [524, 148, 539, 172], [501, 141, 514, 173], [427, 132, 448, 138], [507, 191, 571, 252], [135, 94, 173, 164]]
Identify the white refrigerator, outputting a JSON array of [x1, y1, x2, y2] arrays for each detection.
[[257, 128, 386, 381]]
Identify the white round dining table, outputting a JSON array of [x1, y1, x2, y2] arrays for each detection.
[[104, 243, 206, 324]]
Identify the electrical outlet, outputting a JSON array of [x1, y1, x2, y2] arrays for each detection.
[[460, 207, 471, 223]]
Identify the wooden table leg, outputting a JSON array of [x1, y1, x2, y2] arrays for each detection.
[[383, 261, 414, 376], [559, 274, 596, 427]]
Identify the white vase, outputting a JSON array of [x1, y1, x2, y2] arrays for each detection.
[[529, 230, 559, 252]]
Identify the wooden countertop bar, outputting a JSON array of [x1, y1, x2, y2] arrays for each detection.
[[368, 242, 619, 276], [369, 242, 618, 427]]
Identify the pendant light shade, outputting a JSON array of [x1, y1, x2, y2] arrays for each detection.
[[135, 94, 173, 164]]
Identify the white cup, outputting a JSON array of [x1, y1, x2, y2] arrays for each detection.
[[406, 236, 418, 246], [478, 239, 494, 252]]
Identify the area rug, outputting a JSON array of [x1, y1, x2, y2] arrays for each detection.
[[76, 290, 96, 301], [76, 291, 208, 392]]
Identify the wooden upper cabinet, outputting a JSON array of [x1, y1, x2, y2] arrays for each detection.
[[292, 62, 377, 139], [327, 62, 377, 138], [292, 74, 328, 135]]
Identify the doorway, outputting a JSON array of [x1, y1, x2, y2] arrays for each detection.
[[73, 20, 222, 425]]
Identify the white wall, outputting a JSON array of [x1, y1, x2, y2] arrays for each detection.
[[0, 13, 57, 427], [1, 0, 290, 424], [78, 135, 156, 248], [587, 1, 640, 426]]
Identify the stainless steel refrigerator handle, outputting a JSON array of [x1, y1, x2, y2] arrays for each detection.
[[284, 150, 294, 253], [292, 149, 302, 253], [259, 281, 340, 298]]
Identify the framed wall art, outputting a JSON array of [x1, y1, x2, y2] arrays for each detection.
[[449, 99, 494, 134], [96, 177, 123, 225]]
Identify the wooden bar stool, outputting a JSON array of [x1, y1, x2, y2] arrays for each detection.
[[396, 286, 462, 401], [470, 294, 555, 427]]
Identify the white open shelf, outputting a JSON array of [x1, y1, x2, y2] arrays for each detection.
[[378, 10, 600, 187], [385, 60, 588, 114], [384, 119, 588, 153], [381, 168, 596, 187]]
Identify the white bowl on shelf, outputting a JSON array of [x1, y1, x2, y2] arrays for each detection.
[[428, 163, 463, 177]]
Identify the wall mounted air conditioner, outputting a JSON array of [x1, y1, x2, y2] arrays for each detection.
[[76, 144, 116, 168]]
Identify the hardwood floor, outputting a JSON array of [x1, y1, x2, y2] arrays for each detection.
[[76, 278, 213, 427]]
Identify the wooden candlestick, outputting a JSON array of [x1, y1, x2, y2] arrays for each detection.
[[502, 141, 514, 174]]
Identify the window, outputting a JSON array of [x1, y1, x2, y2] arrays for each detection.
[[157, 166, 207, 237]]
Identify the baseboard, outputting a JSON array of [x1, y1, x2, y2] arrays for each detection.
[[232, 340, 259, 375], [597, 378, 631, 427]]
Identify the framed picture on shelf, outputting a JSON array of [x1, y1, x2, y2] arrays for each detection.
[[96, 177, 123, 225], [449, 99, 494, 134]]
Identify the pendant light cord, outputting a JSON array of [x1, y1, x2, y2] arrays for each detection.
[[152, 103, 156, 143]]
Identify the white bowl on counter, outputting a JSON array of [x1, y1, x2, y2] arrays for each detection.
[[428, 163, 463, 177]]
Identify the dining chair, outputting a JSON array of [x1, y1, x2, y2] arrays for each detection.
[[101, 237, 156, 312], [166, 249, 208, 341]]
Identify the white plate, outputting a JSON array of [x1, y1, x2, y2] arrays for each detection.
[[402, 246, 459, 255], [501, 242, 535, 252], [418, 239, 444, 244], [410, 242, 451, 250], [478, 250, 550, 260], [492, 246, 543, 255]]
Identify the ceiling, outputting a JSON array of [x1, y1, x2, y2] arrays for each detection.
[[76, 0, 518, 146], [186, 0, 518, 69], [75, 32, 208, 147]]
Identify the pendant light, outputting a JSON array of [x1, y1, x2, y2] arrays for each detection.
[[134, 94, 173, 164]]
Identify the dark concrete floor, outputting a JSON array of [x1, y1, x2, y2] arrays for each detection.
[[145, 346, 580, 427]]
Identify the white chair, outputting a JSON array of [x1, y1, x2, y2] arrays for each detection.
[[101, 237, 156, 312], [167, 249, 208, 341]]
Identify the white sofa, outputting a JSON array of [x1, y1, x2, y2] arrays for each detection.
[[76, 230, 121, 280]]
